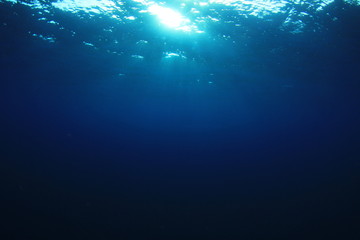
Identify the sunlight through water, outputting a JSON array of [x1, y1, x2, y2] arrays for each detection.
[[1, 0, 360, 64], [5, 0, 359, 34], [148, 5, 190, 30]]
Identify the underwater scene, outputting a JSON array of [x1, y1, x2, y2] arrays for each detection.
[[1, 0, 360, 239]]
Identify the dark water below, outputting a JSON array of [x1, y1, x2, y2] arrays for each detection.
[[1, 1, 360, 239]]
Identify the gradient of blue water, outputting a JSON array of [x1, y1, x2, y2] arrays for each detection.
[[1, 1, 360, 239]]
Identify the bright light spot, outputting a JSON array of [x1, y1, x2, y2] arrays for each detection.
[[198, 2, 209, 6], [83, 41, 94, 47], [164, 52, 187, 59], [131, 55, 144, 59], [124, 16, 136, 20], [166, 53, 180, 58], [148, 5, 189, 29]]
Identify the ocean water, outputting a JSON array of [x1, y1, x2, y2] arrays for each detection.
[[1, 0, 360, 239]]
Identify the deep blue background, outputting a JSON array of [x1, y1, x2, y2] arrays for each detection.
[[1, 1, 360, 239]]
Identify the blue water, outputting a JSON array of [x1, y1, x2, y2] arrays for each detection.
[[1, 0, 360, 239]]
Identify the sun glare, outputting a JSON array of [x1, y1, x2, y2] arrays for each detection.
[[148, 5, 189, 29]]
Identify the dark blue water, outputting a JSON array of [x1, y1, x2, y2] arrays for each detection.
[[1, 0, 360, 239]]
